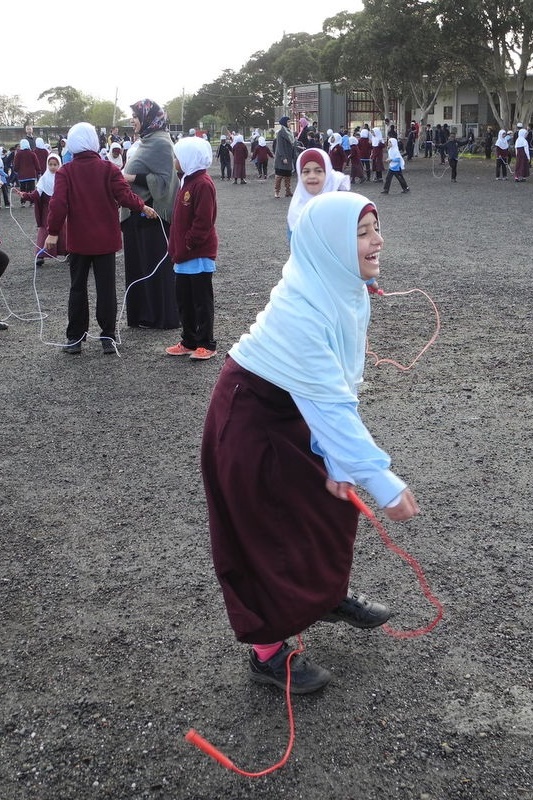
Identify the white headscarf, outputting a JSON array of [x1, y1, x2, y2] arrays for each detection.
[[230, 192, 377, 402], [257, 136, 266, 147], [173, 136, 213, 185], [66, 122, 99, 155], [20, 139, 30, 150], [108, 143, 123, 167], [36, 152, 61, 196], [515, 128, 529, 157], [359, 129, 370, 139], [232, 134, 244, 145], [495, 130, 508, 150], [288, 147, 350, 231], [35, 137, 47, 150], [387, 138, 405, 169], [371, 127, 384, 146], [329, 132, 342, 147]]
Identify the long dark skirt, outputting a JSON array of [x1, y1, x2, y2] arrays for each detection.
[[122, 213, 180, 329], [201, 357, 359, 644], [514, 148, 530, 180]]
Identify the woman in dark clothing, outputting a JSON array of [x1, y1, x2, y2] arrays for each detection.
[[121, 99, 180, 329], [273, 116, 295, 198]]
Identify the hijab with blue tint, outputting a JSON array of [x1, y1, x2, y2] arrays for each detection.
[[230, 192, 378, 403], [173, 136, 213, 186], [66, 122, 100, 154]]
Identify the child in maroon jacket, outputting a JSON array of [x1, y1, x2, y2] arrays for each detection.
[[15, 153, 67, 265], [45, 122, 157, 354], [13, 139, 41, 206], [165, 136, 218, 360], [252, 136, 274, 179]]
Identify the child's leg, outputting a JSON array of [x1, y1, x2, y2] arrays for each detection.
[[396, 169, 409, 191], [252, 642, 284, 661], [93, 252, 118, 339], [66, 253, 91, 341], [190, 272, 216, 351], [175, 274, 197, 350], [381, 169, 393, 193]]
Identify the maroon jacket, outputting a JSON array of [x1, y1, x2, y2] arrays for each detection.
[[47, 151, 145, 255], [329, 144, 346, 172], [14, 148, 41, 181], [35, 148, 49, 174], [168, 170, 218, 265]]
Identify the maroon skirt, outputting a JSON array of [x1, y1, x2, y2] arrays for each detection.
[[201, 356, 359, 644]]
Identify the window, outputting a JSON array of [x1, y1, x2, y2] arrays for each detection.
[[443, 106, 453, 120], [460, 104, 478, 124]]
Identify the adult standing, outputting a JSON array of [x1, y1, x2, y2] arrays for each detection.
[[273, 116, 295, 198], [121, 99, 180, 329], [484, 127, 493, 159]]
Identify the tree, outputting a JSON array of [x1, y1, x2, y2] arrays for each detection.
[[37, 86, 91, 128], [437, 0, 533, 128], [86, 100, 124, 129], [0, 95, 26, 126]]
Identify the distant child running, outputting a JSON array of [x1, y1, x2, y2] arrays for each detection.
[[165, 136, 218, 361], [201, 192, 420, 694], [45, 122, 157, 354], [381, 138, 410, 194]]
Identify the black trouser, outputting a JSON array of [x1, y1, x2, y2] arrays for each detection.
[[1, 183, 9, 206], [382, 168, 408, 192], [67, 252, 117, 341], [449, 158, 458, 180], [424, 142, 433, 157], [496, 158, 508, 178], [175, 271, 216, 351], [220, 161, 231, 179]]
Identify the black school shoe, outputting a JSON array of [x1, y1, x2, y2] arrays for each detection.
[[63, 339, 82, 353], [249, 642, 331, 694], [101, 338, 117, 354], [321, 594, 390, 629]]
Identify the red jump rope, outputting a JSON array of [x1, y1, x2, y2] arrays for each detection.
[[184, 489, 444, 776]]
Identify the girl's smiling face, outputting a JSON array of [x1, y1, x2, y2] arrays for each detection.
[[357, 211, 384, 281], [300, 161, 326, 195]]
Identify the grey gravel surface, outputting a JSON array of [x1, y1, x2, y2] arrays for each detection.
[[1, 153, 532, 800]]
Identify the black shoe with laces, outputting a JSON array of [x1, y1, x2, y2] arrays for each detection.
[[101, 338, 117, 354], [0, 321, 8, 330], [249, 642, 331, 694], [321, 594, 390, 629]]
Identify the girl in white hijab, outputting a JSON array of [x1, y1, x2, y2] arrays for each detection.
[[514, 128, 530, 182], [495, 129, 509, 180], [287, 147, 350, 241], [108, 142, 124, 168], [15, 152, 67, 264]]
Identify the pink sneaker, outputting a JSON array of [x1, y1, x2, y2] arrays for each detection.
[[166, 343, 195, 356], [189, 347, 217, 360]]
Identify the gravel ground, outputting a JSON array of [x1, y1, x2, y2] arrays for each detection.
[[1, 152, 532, 800]]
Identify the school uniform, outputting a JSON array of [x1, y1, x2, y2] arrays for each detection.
[[47, 124, 146, 343]]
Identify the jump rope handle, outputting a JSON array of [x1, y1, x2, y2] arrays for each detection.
[[185, 729, 236, 771]]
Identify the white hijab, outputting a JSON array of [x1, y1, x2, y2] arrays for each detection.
[[36, 152, 61, 196], [387, 138, 405, 169], [288, 147, 350, 231], [66, 122, 99, 154], [20, 139, 30, 150], [495, 130, 508, 149], [231, 192, 377, 402], [371, 127, 384, 146], [515, 128, 530, 157], [108, 144, 123, 167], [173, 136, 213, 186]]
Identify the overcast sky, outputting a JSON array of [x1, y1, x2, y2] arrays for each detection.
[[6, 4, 362, 115]]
